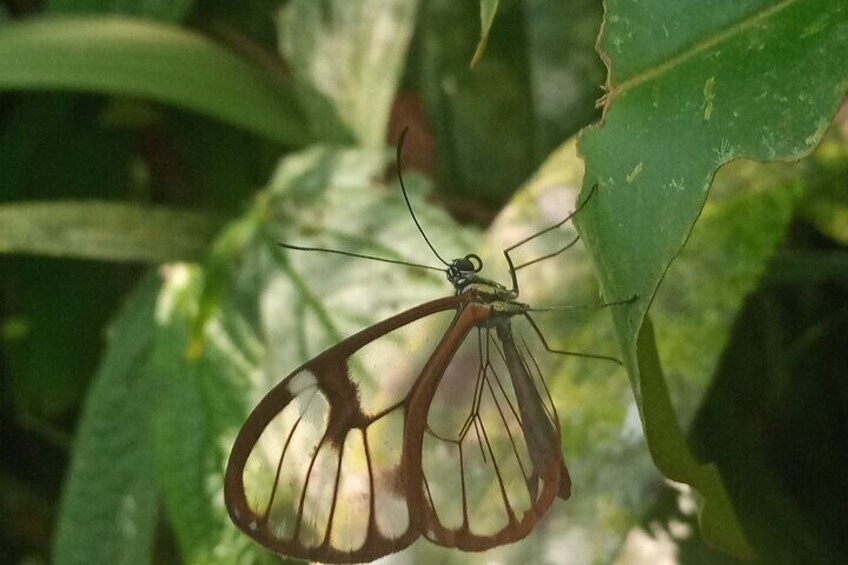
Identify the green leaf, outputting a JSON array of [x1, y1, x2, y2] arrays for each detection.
[[0, 17, 308, 145], [576, 0, 848, 557], [277, 0, 419, 147], [53, 276, 161, 565], [636, 317, 751, 557], [0, 201, 223, 263], [46, 0, 195, 22], [470, 0, 498, 67]]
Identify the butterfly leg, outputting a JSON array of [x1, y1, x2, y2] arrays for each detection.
[[522, 312, 623, 365], [501, 184, 600, 295], [528, 294, 639, 313]]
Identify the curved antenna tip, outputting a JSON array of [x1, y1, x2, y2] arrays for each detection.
[[395, 127, 450, 267]]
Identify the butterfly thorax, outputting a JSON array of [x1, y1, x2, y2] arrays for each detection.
[[447, 254, 530, 329], [447, 254, 520, 304]]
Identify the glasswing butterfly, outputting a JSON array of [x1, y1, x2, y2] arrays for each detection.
[[224, 130, 631, 563]]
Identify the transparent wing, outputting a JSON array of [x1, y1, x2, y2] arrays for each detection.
[[224, 296, 464, 563], [418, 311, 569, 551]]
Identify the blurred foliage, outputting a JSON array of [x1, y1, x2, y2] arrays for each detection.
[[692, 257, 848, 563], [0, 1, 846, 564]]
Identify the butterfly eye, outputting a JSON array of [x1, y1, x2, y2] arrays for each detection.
[[464, 254, 483, 272], [453, 254, 483, 273]]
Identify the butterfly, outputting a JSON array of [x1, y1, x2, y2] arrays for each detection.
[[224, 130, 630, 563]]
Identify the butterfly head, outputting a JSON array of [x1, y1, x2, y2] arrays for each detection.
[[446, 254, 514, 302], [446, 253, 483, 291]]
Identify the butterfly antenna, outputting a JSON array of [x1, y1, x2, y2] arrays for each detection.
[[277, 243, 443, 272], [501, 184, 599, 295], [396, 127, 451, 267]]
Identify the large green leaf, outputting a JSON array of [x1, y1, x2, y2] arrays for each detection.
[[276, 0, 419, 147], [52, 276, 161, 565], [575, 0, 848, 557], [0, 17, 307, 145]]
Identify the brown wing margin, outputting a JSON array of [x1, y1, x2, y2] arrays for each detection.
[[224, 293, 473, 563]]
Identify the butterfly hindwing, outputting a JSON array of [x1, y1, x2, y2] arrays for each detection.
[[409, 307, 567, 551]]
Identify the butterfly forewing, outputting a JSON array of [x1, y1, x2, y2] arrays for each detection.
[[225, 296, 465, 563], [418, 310, 567, 551]]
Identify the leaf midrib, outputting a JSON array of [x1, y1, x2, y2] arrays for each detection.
[[604, 0, 799, 104]]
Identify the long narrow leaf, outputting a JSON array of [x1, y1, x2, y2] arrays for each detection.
[[0, 17, 308, 145], [0, 201, 223, 263]]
